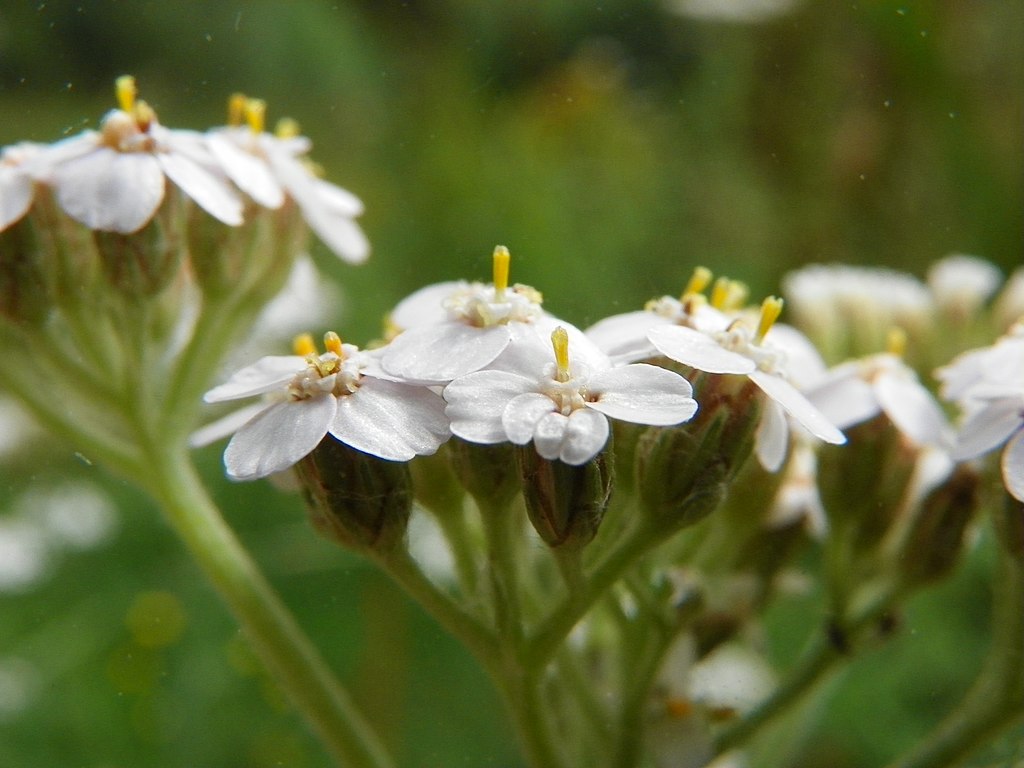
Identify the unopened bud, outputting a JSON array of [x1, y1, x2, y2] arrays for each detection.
[[516, 445, 612, 550], [295, 436, 412, 554], [635, 372, 762, 534], [447, 438, 520, 511], [897, 465, 980, 587], [409, 446, 465, 517]]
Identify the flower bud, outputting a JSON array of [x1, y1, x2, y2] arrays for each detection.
[[446, 438, 521, 511], [0, 217, 51, 324], [408, 445, 465, 517], [295, 436, 412, 554], [897, 465, 980, 587], [818, 415, 917, 554], [92, 190, 186, 298], [634, 372, 762, 535], [516, 445, 612, 550]]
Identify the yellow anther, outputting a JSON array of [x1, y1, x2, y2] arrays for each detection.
[[887, 327, 907, 357], [292, 333, 316, 357], [756, 296, 784, 342], [710, 277, 732, 309], [552, 326, 571, 383], [682, 266, 713, 298], [227, 93, 247, 127], [115, 75, 137, 113], [492, 245, 511, 300], [324, 331, 344, 357], [710, 277, 749, 311], [275, 117, 301, 139], [133, 100, 155, 130], [244, 98, 267, 134]]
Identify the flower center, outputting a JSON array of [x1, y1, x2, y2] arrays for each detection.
[[287, 332, 364, 400], [540, 327, 587, 415], [100, 76, 157, 152], [714, 296, 787, 374], [442, 246, 544, 327]]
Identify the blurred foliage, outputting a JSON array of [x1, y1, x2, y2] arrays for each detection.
[[1, 1, 1021, 766]]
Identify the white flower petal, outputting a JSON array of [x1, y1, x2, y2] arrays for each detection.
[[206, 133, 285, 208], [586, 364, 697, 426], [189, 402, 267, 448], [875, 370, 950, 447], [533, 412, 571, 461], [503, 393, 557, 444], [157, 151, 243, 226], [313, 178, 364, 216], [561, 408, 610, 465], [1002, 428, 1024, 502], [390, 281, 469, 330], [805, 366, 880, 430], [203, 355, 307, 402], [330, 379, 449, 461], [445, 370, 535, 443], [755, 399, 790, 472], [0, 166, 33, 230], [585, 311, 669, 362], [224, 396, 336, 480], [953, 397, 1023, 460], [749, 370, 845, 445], [648, 325, 757, 375], [383, 324, 511, 383], [54, 148, 164, 232]]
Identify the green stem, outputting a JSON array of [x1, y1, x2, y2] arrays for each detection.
[[377, 547, 498, 670], [885, 531, 1024, 768], [144, 445, 394, 768]]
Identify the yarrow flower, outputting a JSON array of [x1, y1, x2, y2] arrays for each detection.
[[937, 323, 1024, 501], [200, 332, 450, 480], [32, 76, 244, 233], [444, 326, 698, 465], [382, 245, 586, 383], [205, 93, 369, 264], [0, 142, 44, 231], [648, 296, 846, 471]]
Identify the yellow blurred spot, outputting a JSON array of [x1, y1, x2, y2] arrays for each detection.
[[323, 331, 344, 357], [665, 697, 693, 719], [293, 333, 316, 356], [887, 326, 907, 356], [683, 266, 712, 298], [227, 92, 247, 127], [244, 98, 267, 134], [115, 75, 137, 113], [275, 117, 301, 139], [125, 590, 186, 649]]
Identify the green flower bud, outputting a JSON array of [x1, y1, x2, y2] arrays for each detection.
[[818, 415, 917, 555], [295, 436, 412, 554], [92, 189, 186, 298], [408, 445, 465, 518], [516, 445, 612, 550], [897, 465, 980, 587], [446, 438, 521, 511], [635, 372, 762, 535]]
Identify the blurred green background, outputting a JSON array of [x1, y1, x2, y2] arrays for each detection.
[[1, 1, 1021, 766]]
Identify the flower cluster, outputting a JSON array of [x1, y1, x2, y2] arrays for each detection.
[[0, 76, 367, 264]]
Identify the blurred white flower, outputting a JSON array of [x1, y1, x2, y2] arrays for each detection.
[[927, 254, 1002, 318], [667, 0, 801, 24], [0, 142, 44, 231]]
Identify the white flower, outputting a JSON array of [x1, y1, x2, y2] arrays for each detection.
[[937, 325, 1024, 501], [36, 77, 243, 234], [927, 254, 1002, 317], [205, 96, 368, 264], [0, 143, 44, 232], [443, 326, 698, 465], [201, 333, 450, 480], [806, 350, 952, 448], [648, 297, 845, 471], [382, 246, 583, 383], [585, 267, 732, 364]]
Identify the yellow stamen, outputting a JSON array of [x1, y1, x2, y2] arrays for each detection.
[[710, 277, 732, 309], [244, 98, 266, 134], [292, 333, 316, 357], [887, 327, 907, 357], [227, 93, 247, 127], [492, 245, 511, 300], [552, 327, 570, 383], [756, 296, 784, 342], [115, 75, 137, 113], [323, 331, 344, 357], [275, 117, 301, 139], [682, 266, 713, 298], [133, 100, 155, 131]]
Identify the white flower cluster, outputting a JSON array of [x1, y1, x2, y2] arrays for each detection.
[[0, 77, 368, 264]]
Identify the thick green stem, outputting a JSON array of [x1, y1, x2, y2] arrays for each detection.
[[145, 446, 394, 768]]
